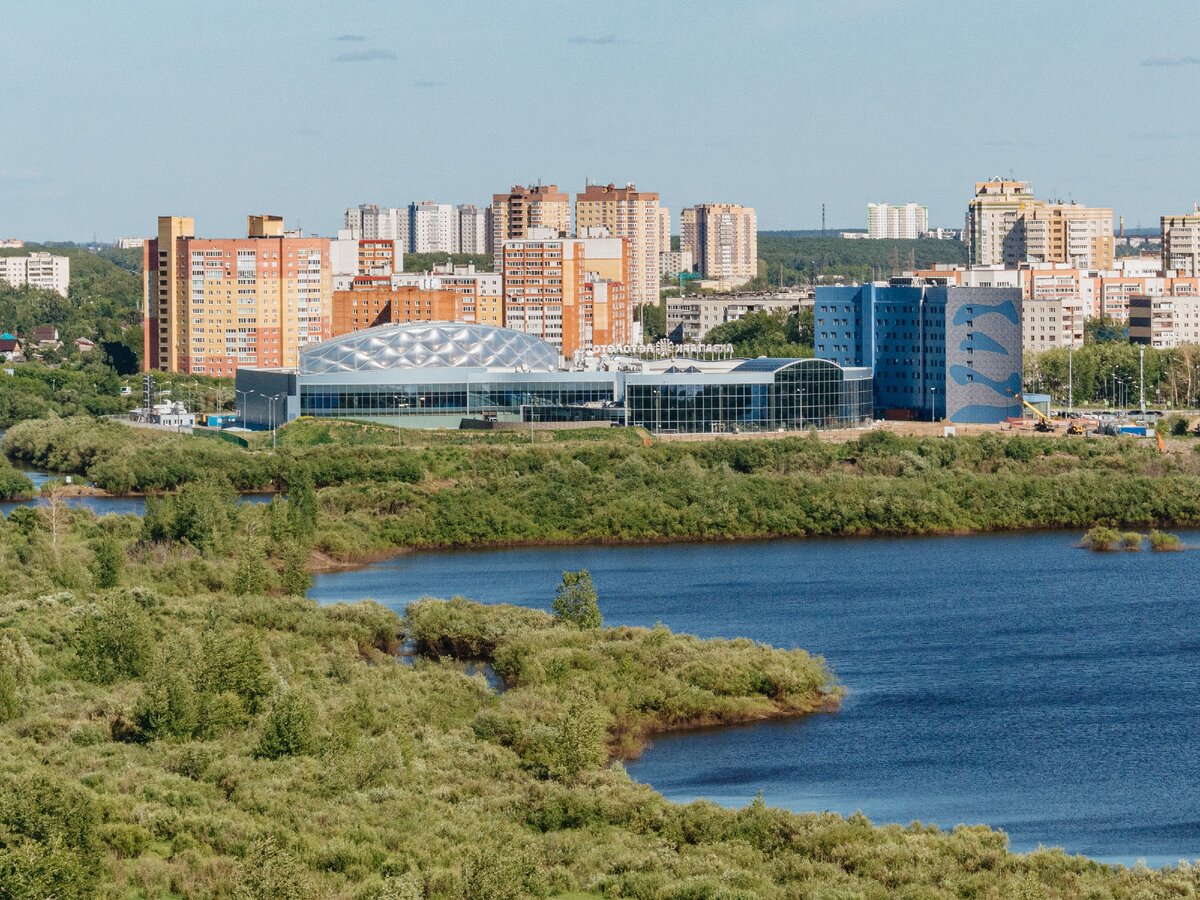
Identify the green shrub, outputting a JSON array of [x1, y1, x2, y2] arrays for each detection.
[[0, 772, 103, 896], [256, 690, 317, 759], [1082, 526, 1120, 551], [1149, 530, 1183, 552], [74, 593, 154, 683], [1120, 531, 1144, 551], [90, 533, 124, 589]]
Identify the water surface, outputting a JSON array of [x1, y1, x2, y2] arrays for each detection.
[[309, 532, 1200, 866]]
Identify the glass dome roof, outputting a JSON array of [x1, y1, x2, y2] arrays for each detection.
[[300, 321, 559, 374]]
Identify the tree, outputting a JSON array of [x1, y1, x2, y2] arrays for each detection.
[[91, 533, 124, 589], [134, 664, 199, 740], [256, 690, 317, 759], [551, 690, 610, 779], [280, 543, 312, 596], [233, 835, 315, 900], [704, 310, 812, 358], [285, 469, 317, 541], [75, 594, 154, 684], [41, 482, 71, 563], [232, 531, 268, 596], [552, 570, 601, 629], [1085, 316, 1127, 344]]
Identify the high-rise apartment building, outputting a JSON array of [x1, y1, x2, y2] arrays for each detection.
[[1019, 203, 1114, 269], [575, 182, 663, 306], [501, 229, 631, 358], [408, 201, 454, 254], [1162, 211, 1200, 276], [143, 215, 332, 375], [867, 202, 929, 239], [344, 204, 410, 249], [681, 203, 758, 288], [454, 205, 489, 254], [490, 184, 571, 260], [966, 180, 1113, 270], [0, 252, 69, 297], [657, 208, 672, 258], [966, 179, 1039, 267]]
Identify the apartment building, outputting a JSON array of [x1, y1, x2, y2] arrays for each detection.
[[116, 237, 146, 250], [667, 290, 811, 342], [1020, 203, 1114, 269], [331, 284, 460, 337], [867, 202, 928, 239], [966, 179, 1037, 266], [392, 263, 503, 326], [0, 240, 23, 249], [344, 204, 410, 249], [657, 208, 671, 257], [659, 249, 694, 279], [576, 183, 663, 305], [142, 215, 331, 375], [1161, 211, 1200, 276], [490, 184, 570, 260], [0, 252, 69, 297], [408, 201, 454, 253], [1021, 296, 1085, 351], [1128, 294, 1200, 348], [501, 229, 631, 358], [454, 205, 489, 254], [681, 203, 758, 289]]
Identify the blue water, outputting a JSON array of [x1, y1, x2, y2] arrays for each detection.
[[0, 465, 276, 516], [308, 533, 1200, 867]]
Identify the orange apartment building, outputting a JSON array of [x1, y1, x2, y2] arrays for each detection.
[[575, 182, 663, 306], [143, 215, 332, 374], [391, 263, 503, 326], [331, 284, 462, 337], [501, 230, 631, 358]]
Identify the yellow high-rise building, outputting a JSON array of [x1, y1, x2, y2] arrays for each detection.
[[681, 203, 758, 288], [143, 215, 332, 375], [1020, 203, 1113, 270], [575, 182, 663, 306]]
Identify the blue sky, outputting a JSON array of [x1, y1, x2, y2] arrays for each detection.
[[2, 0, 1199, 240]]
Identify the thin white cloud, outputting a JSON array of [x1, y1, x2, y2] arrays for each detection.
[[1142, 55, 1200, 68], [333, 49, 397, 63]]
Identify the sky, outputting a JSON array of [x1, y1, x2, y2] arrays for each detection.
[[3, 0, 1200, 241]]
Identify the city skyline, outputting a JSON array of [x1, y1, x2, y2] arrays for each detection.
[[5, 1, 1200, 240]]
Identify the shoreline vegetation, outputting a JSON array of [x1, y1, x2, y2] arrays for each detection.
[[6, 417, 1200, 560], [2, 415, 1200, 894]]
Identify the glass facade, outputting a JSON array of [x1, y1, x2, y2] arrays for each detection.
[[626, 359, 872, 434], [300, 377, 619, 420]]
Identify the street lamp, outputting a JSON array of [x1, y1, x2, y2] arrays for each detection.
[[266, 392, 282, 448], [930, 386, 937, 422], [236, 389, 252, 424]]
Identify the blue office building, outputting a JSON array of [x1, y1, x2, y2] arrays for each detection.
[[814, 283, 1022, 424]]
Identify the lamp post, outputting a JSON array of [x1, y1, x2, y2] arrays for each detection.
[[930, 386, 937, 423], [266, 392, 282, 448], [237, 389, 254, 426], [391, 393, 404, 445]]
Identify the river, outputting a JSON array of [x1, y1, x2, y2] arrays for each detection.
[[309, 531, 1200, 867]]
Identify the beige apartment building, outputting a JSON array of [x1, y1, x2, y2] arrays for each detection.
[[681, 203, 758, 289], [1161, 212, 1200, 276], [966, 179, 1038, 266], [1021, 296, 1085, 351], [500, 229, 631, 358], [489, 184, 570, 261], [575, 183, 663, 306], [392, 263, 503, 327], [1020, 203, 1114, 269], [667, 289, 810, 342], [143, 215, 331, 375], [1129, 294, 1200, 348]]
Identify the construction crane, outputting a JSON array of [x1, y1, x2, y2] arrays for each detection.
[[1008, 390, 1056, 432]]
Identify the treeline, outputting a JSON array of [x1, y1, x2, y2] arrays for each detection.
[[703, 308, 814, 357], [3, 506, 1199, 895], [1027, 342, 1200, 407], [748, 234, 967, 287]]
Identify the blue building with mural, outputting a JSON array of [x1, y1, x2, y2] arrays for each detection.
[[814, 282, 1022, 423]]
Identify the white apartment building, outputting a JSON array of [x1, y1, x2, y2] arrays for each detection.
[[667, 290, 811, 342], [115, 237, 145, 249], [1021, 296, 1085, 352], [867, 202, 928, 239], [1129, 294, 1200, 348], [0, 252, 69, 297], [408, 201, 454, 254], [454, 205, 489, 254], [344, 204, 410, 248], [1161, 212, 1200, 276], [659, 249, 693, 280], [0, 240, 23, 249], [392, 263, 503, 326]]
